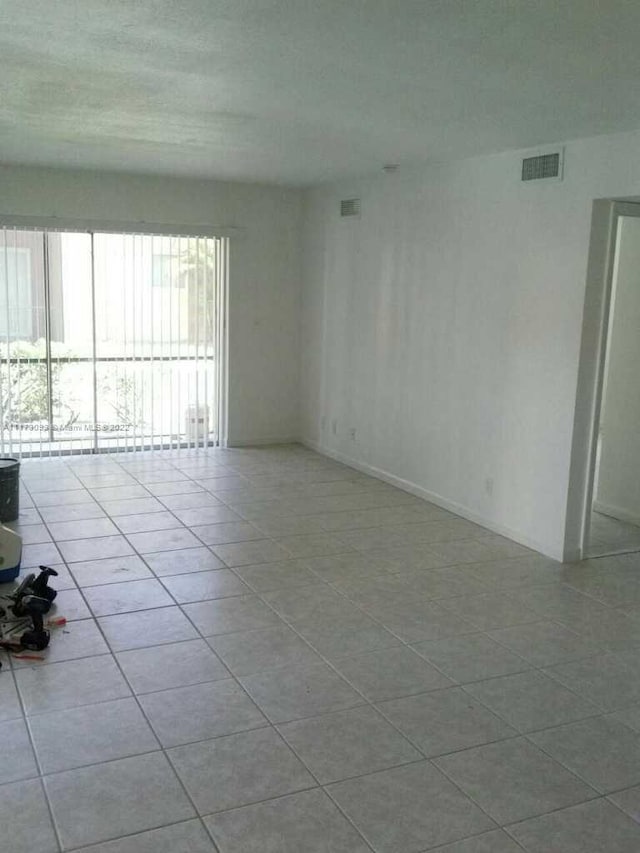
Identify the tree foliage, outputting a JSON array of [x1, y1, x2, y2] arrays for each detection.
[[0, 340, 80, 429]]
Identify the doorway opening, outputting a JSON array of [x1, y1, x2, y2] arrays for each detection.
[[0, 227, 228, 457], [566, 201, 640, 560], [588, 214, 640, 556]]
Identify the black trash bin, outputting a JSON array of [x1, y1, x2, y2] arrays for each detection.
[[0, 458, 20, 523]]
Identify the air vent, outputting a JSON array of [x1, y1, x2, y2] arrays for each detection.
[[340, 198, 361, 217], [521, 150, 563, 182]]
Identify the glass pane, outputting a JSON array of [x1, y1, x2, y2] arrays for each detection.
[[95, 362, 143, 451], [93, 233, 218, 450], [47, 232, 94, 452], [1, 228, 223, 456], [0, 229, 47, 454], [50, 362, 95, 452]]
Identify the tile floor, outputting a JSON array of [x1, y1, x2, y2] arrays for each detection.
[[588, 510, 640, 558], [3, 445, 640, 850]]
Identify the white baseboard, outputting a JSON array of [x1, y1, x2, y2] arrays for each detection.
[[593, 500, 640, 528], [225, 436, 300, 448], [302, 437, 562, 561]]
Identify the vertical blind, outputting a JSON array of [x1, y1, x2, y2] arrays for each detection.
[[0, 227, 228, 457]]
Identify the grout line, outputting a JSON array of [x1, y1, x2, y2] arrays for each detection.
[[3, 542, 65, 852], [90, 455, 368, 848], [67, 575, 224, 853], [12, 447, 640, 850], [60, 818, 218, 853], [13, 454, 430, 851], [227, 581, 513, 835]]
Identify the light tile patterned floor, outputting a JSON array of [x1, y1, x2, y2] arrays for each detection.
[[3, 444, 640, 851], [588, 511, 640, 558]]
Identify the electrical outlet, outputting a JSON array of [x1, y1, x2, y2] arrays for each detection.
[[349, 427, 356, 440], [485, 477, 494, 496], [331, 419, 338, 435]]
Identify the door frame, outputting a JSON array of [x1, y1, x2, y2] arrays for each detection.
[[565, 199, 640, 561]]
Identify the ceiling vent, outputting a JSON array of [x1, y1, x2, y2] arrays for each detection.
[[340, 198, 361, 217], [521, 149, 564, 182]]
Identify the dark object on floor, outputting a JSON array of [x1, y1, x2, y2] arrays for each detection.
[[11, 565, 58, 615], [0, 565, 58, 660], [0, 458, 20, 522]]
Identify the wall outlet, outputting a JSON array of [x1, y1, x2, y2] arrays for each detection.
[[349, 427, 357, 440], [331, 419, 338, 435], [484, 477, 494, 496]]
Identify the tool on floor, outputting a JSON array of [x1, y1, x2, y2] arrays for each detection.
[[0, 565, 59, 659], [10, 653, 46, 662], [11, 565, 59, 613]]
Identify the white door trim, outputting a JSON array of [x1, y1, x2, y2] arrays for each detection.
[[564, 199, 640, 561]]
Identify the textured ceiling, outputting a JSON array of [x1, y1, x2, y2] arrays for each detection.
[[1, 0, 640, 185]]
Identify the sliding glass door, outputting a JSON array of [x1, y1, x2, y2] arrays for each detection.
[[0, 227, 227, 457]]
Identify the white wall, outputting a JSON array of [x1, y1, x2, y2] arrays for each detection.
[[0, 165, 302, 445], [596, 216, 640, 524], [301, 129, 640, 560]]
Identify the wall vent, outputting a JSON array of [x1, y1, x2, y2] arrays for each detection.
[[340, 198, 361, 217], [521, 150, 563, 182]]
